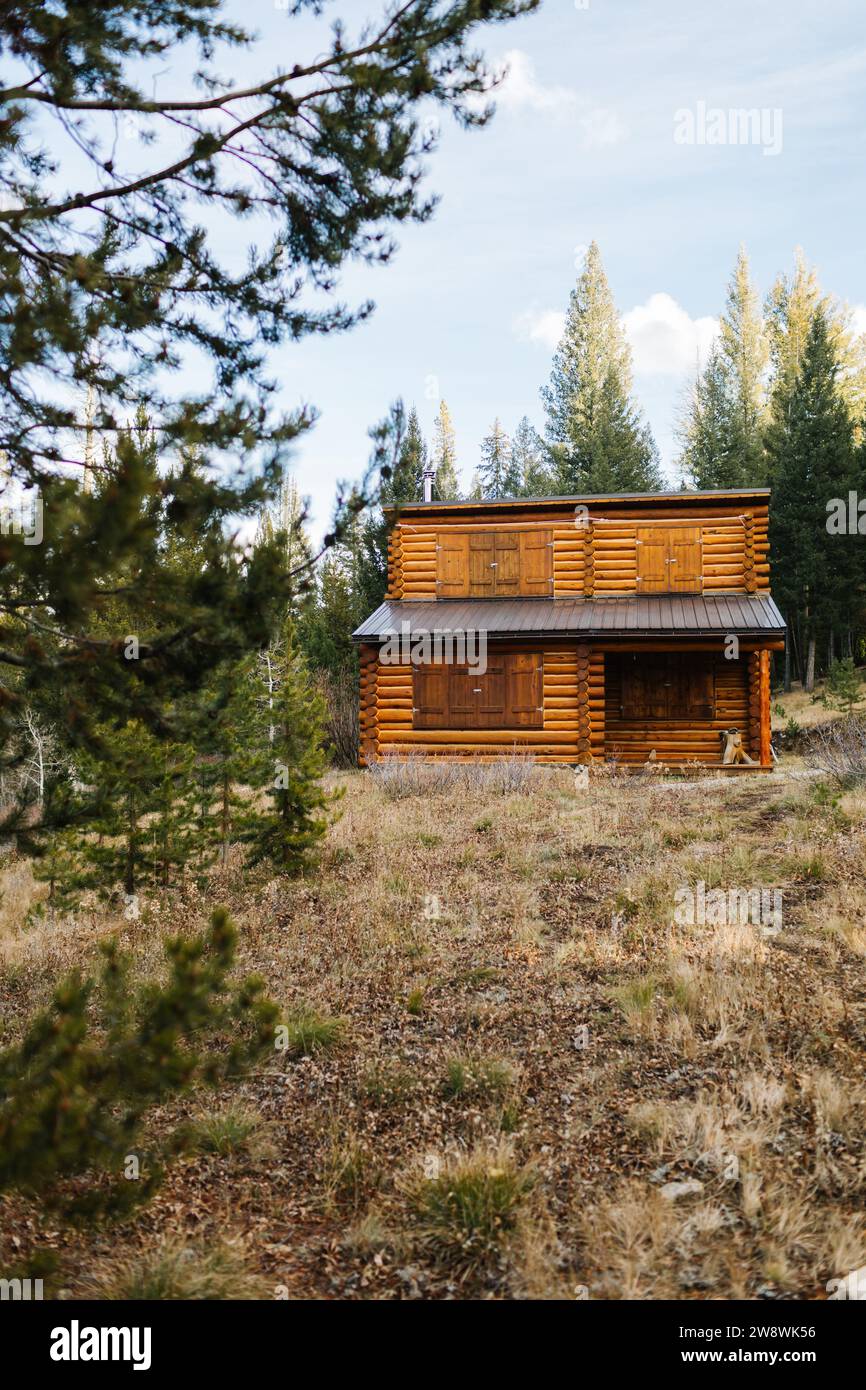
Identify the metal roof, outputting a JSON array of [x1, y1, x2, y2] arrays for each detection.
[[384, 487, 771, 515], [352, 594, 786, 642]]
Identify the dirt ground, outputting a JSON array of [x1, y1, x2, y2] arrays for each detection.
[[1, 747, 865, 1300]]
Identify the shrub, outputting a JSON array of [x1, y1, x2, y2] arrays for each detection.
[[280, 1005, 347, 1057], [408, 1146, 534, 1269], [0, 908, 278, 1218], [807, 715, 866, 787]]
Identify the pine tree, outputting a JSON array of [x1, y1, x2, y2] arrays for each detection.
[[0, 1, 538, 836], [766, 248, 866, 420], [677, 346, 741, 488], [246, 625, 339, 871], [717, 246, 769, 481], [383, 406, 425, 508], [541, 242, 661, 493], [511, 416, 552, 496], [431, 400, 462, 500], [478, 419, 517, 498], [767, 312, 859, 691], [0, 908, 279, 1218]]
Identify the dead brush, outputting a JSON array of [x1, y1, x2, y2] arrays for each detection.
[[367, 751, 536, 800]]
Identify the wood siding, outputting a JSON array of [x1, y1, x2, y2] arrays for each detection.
[[387, 501, 770, 600], [604, 653, 754, 765]]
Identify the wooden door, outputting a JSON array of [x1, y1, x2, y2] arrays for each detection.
[[437, 532, 469, 598], [635, 527, 669, 593], [518, 529, 552, 596], [477, 656, 508, 726], [468, 533, 495, 596], [448, 666, 480, 727], [506, 652, 543, 726], [492, 532, 520, 596], [668, 526, 702, 593], [413, 665, 450, 728]]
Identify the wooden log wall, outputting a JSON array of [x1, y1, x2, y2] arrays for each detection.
[[358, 643, 378, 766], [389, 501, 770, 599], [748, 649, 772, 767], [367, 644, 596, 762], [604, 655, 753, 765]]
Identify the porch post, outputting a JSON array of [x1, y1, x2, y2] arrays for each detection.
[[576, 642, 593, 763]]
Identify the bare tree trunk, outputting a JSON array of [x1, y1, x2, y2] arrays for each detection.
[[828, 629, 836, 668], [783, 629, 792, 694], [805, 635, 816, 693], [220, 766, 231, 866]]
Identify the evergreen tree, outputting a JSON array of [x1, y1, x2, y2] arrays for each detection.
[[383, 406, 425, 508], [677, 346, 741, 488], [718, 245, 769, 482], [0, 908, 278, 1218], [478, 418, 517, 497], [0, 0, 538, 836], [767, 312, 860, 691], [511, 415, 552, 496], [246, 625, 339, 871], [431, 400, 462, 500], [766, 248, 866, 421], [541, 242, 661, 493]]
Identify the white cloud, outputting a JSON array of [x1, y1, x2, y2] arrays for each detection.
[[622, 293, 719, 376], [514, 292, 719, 377], [489, 51, 627, 145], [850, 304, 866, 338], [512, 306, 566, 351], [493, 49, 578, 116]]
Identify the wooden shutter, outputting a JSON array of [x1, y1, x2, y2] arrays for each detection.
[[506, 652, 543, 726], [621, 656, 668, 720], [468, 532, 495, 596], [518, 529, 552, 596], [477, 656, 508, 727], [413, 665, 449, 728], [635, 527, 669, 593], [448, 666, 480, 726], [493, 532, 520, 596], [437, 532, 469, 598], [668, 526, 702, 593], [685, 663, 715, 719]]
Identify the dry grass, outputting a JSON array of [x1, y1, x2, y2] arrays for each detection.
[[1, 761, 865, 1300]]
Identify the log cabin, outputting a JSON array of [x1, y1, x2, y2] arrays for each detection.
[[351, 488, 785, 770]]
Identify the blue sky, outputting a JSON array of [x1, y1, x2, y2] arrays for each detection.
[[26, 0, 866, 535], [251, 0, 866, 535]]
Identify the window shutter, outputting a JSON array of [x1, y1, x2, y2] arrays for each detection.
[[413, 665, 449, 728], [448, 666, 480, 726], [477, 656, 508, 726], [506, 652, 543, 726], [518, 529, 552, 596], [635, 527, 668, 593], [669, 526, 702, 593], [468, 532, 495, 596], [493, 532, 520, 596], [621, 656, 668, 719], [437, 531, 470, 597], [686, 664, 715, 719]]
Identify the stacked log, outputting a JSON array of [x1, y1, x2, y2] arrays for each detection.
[[605, 655, 753, 764], [591, 522, 637, 593], [552, 526, 586, 594], [358, 644, 379, 766]]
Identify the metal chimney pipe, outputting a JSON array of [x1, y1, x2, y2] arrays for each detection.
[[422, 467, 435, 503]]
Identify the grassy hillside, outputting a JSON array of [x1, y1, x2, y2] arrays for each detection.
[[1, 756, 865, 1300]]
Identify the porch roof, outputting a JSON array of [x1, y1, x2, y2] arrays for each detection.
[[352, 594, 786, 643]]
